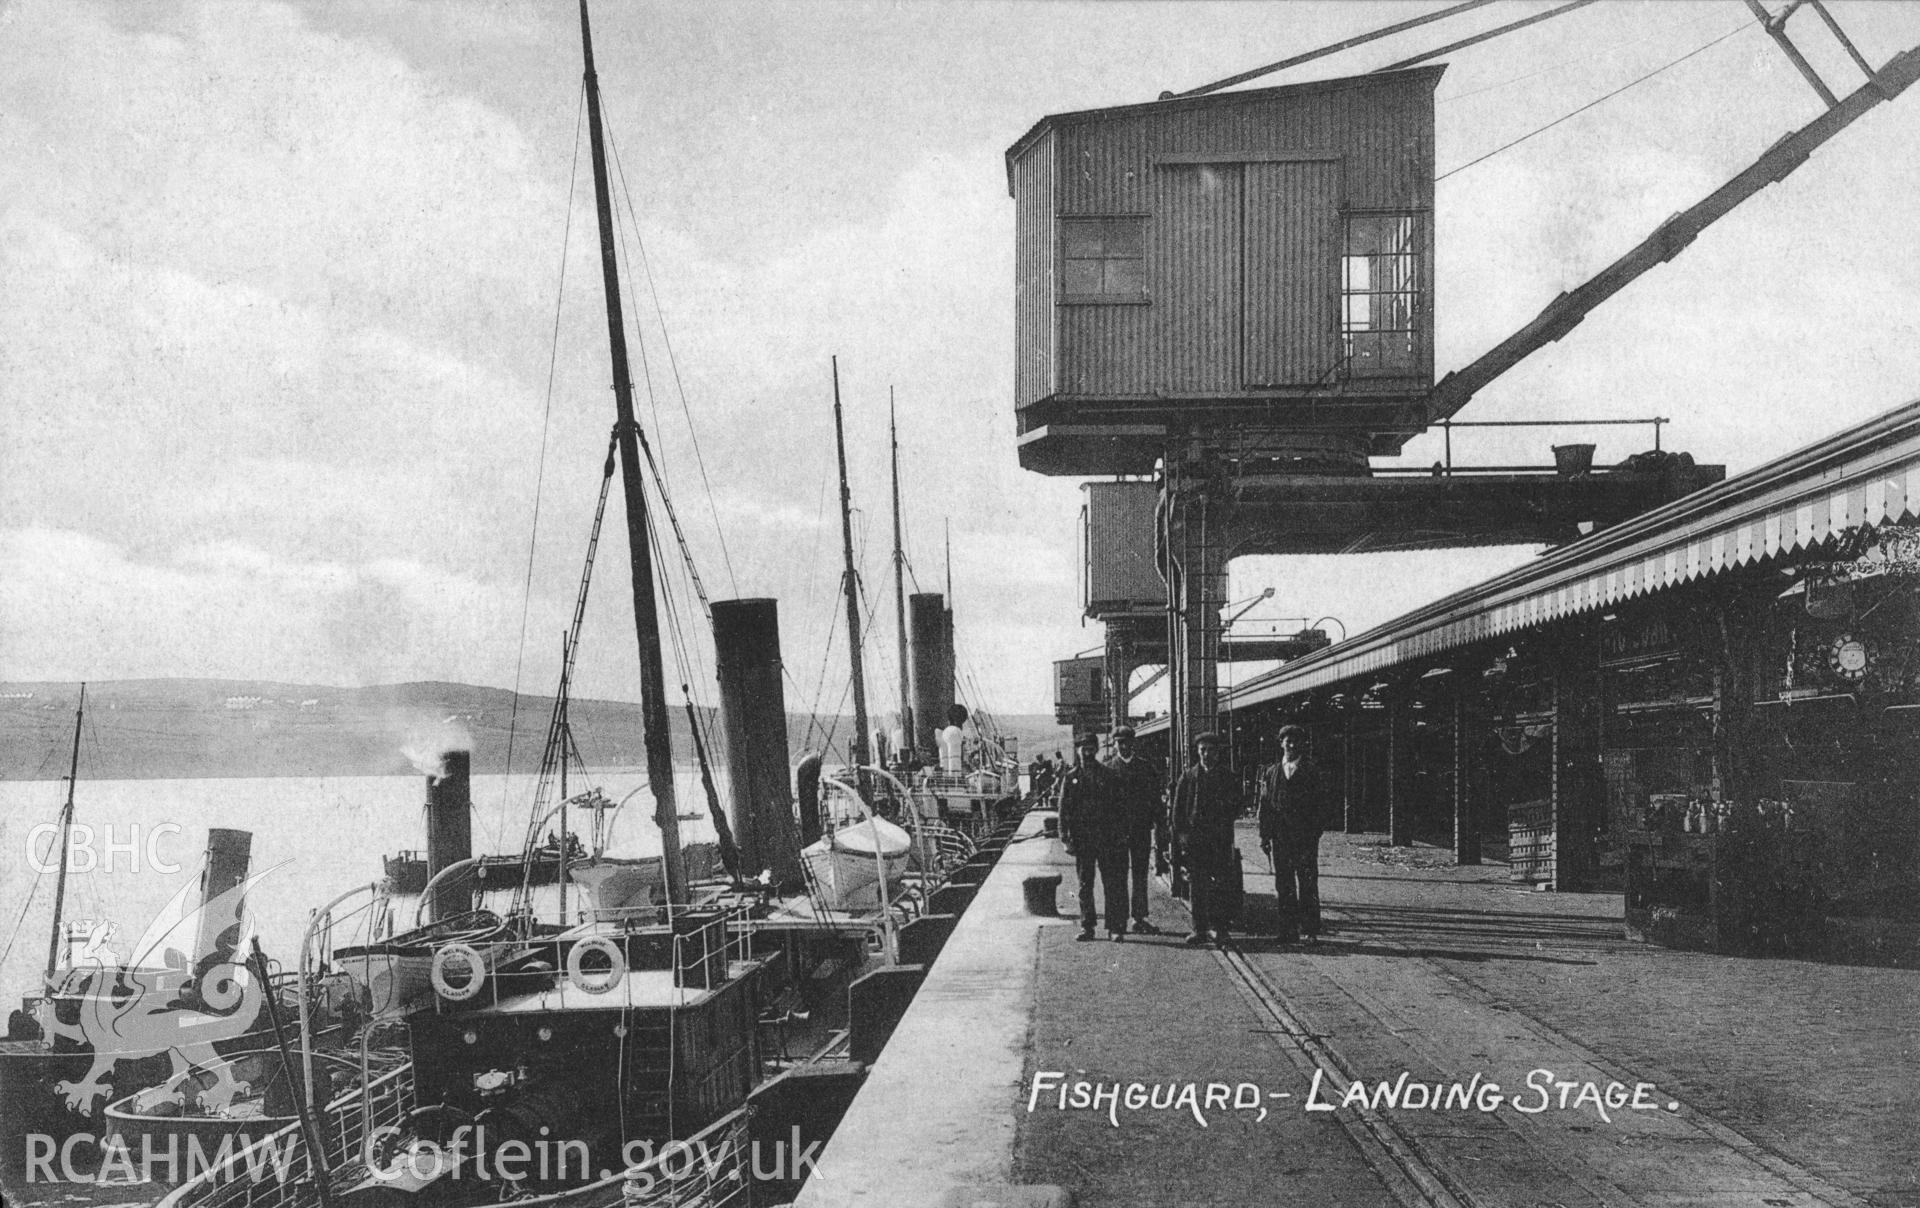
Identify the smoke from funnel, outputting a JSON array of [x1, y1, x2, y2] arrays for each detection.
[[397, 712, 475, 777]]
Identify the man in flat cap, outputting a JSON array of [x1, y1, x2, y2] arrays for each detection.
[[1056, 731, 1128, 941], [1257, 722, 1332, 944], [1102, 724, 1166, 936], [1170, 732, 1243, 946]]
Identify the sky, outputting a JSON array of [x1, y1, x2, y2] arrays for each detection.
[[3, 0, 1918, 720]]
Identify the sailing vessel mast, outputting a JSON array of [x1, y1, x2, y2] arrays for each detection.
[[43, 683, 84, 984], [579, 1, 686, 907], [557, 635, 570, 926], [889, 394, 912, 762], [832, 357, 872, 797]]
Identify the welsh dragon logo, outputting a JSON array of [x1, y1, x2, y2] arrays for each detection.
[[41, 866, 280, 1116]]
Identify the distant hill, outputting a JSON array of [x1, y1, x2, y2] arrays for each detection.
[[0, 680, 1072, 780]]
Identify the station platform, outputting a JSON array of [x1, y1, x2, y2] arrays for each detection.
[[794, 809, 1919, 1208]]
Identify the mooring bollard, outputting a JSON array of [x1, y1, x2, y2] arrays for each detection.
[[1023, 874, 1062, 917]]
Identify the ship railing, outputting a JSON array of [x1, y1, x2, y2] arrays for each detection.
[[587, 903, 668, 927], [466, 1104, 755, 1208], [721, 902, 755, 969], [915, 766, 1017, 801], [912, 817, 978, 881], [910, 770, 1016, 845], [675, 902, 755, 987], [156, 1060, 415, 1208], [915, 769, 974, 796]]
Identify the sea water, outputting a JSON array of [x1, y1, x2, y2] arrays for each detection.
[[0, 768, 725, 1012]]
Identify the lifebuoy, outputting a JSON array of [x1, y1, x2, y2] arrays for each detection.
[[565, 935, 626, 995], [430, 942, 486, 1002]]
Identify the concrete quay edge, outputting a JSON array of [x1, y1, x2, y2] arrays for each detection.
[[794, 809, 1060, 1208]]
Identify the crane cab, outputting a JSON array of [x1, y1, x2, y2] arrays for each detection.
[[1008, 68, 1443, 476]]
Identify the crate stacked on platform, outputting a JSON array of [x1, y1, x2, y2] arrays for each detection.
[[1506, 798, 1554, 884]]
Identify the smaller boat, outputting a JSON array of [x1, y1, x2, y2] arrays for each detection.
[[381, 832, 589, 895], [331, 910, 516, 1015], [100, 1043, 410, 1165], [566, 855, 666, 918], [0, 690, 315, 1190], [801, 816, 913, 909]]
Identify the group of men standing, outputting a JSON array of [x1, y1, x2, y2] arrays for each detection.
[[1053, 726, 1164, 940], [1052, 722, 1332, 948]]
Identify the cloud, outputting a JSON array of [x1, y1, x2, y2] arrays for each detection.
[[0, 526, 542, 688], [3, 1, 562, 357], [5, 0, 1919, 719]]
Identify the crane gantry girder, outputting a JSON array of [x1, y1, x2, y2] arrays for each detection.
[[1217, 459, 1726, 557]]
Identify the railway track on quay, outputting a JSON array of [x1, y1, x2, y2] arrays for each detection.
[[1210, 902, 1875, 1208]]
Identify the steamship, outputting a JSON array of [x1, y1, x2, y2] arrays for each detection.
[[149, 5, 1023, 1205], [0, 818, 370, 1192], [148, 725, 1016, 1207]]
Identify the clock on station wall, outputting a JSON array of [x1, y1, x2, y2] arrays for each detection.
[[1827, 633, 1872, 681]]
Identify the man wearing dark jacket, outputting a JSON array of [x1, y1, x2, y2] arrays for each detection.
[[1029, 755, 1055, 804], [1101, 725, 1165, 935], [1056, 732, 1128, 941], [1256, 723, 1332, 943], [1170, 732, 1242, 946]]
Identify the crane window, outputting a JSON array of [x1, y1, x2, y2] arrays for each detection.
[[1342, 213, 1421, 376], [1060, 217, 1147, 302]]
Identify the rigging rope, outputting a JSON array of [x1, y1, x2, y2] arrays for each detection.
[[811, 565, 894, 765], [785, 447, 841, 745], [1437, 3, 1737, 107], [70, 710, 112, 935], [604, 118, 742, 601], [599, 133, 671, 502], [599, 117, 719, 770], [681, 685, 739, 879], [512, 431, 619, 916], [605, 127, 742, 600], [599, 132, 725, 751], [1437, 18, 1753, 182], [800, 600, 840, 752], [501, 84, 588, 860], [802, 457, 832, 630], [0, 839, 49, 974], [817, 672, 856, 767], [633, 421, 715, 621], [638, 436, 749, 858], [644, 477, 703, 713], [491, 92, 739, 905]]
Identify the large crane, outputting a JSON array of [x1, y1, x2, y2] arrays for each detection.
[[1416, 6, 1920, 429]]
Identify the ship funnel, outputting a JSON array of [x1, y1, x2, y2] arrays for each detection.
[[909, 593, 954, 760], [795, 751, 823, 847], [425, 750, 473, 922], [191, 828, 253, 968], [713, 599, 804, 889]]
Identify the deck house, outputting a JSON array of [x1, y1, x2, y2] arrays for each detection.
[[1008, 67, 1444, 476]]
